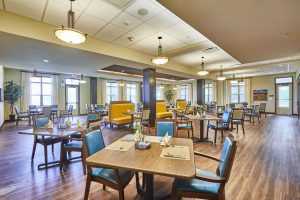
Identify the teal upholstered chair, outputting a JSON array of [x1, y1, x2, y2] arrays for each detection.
[[155, 119, 176, 137], [176, 117, 194, 139], [171, 133, 237, 200], [228, 103, 235, 109], [83, 129, 136, 200], [207, 110, 231, 144], [31, 116, 61, 167], [231, 109, 245, 134]]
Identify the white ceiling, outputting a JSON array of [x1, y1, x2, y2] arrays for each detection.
[[0, 0, 239, 71]]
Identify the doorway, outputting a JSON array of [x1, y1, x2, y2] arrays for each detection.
[[275, 77, 293, 115], [66, 85, 80, 116]]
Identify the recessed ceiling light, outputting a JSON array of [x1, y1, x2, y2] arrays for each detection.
[[137, 8, 148, 16], [124, 21, 130, 26], [43, 59, 49, 63]]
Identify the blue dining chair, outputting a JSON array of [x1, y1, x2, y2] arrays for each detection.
[[155, 119, 176, 137], [171, 133, 237, 200], [83, 129, 136, 200], [31, 116, 61, 167], [207, 110, 231, 144]]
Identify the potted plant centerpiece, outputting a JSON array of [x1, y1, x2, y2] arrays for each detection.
[[4, 81, 24, 122], [197, 105, 206, 118], [164, 89, 174, 105]]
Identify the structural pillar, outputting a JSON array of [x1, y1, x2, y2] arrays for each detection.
[[143, 68, 156, 126], [90, 77, 97, 105], [197, 79, 206, 141]]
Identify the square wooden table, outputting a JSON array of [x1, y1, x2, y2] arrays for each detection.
[[86, 134, 195, 200], [18, 126, 85, 169], [185, 114, 220, 143]]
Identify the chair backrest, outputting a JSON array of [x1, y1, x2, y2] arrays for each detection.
[[90, 104, 95, 111], [217, 133, 237, 182], [33, 115, 50, 128], [155, 119, 176, 137], [259, 103, 266, 110], [96, 104, 104, 110], [242, 102, 248, 107], [68, 105, 73, 113], [51, 105, 58, 109], [29, 105, 37, 112], [84, 129, 105, 156], [42, 106, 52, 116], [14, 106, 20, 115], [222, 110, 231, 123], [109, 101, 133, 121], [142, 109, 150, 120], [232, 110, 244, 120], [156, 100, 167, 113], [87, 117, 102, 129], [176, 100, 187, 110], [87, 112, 100, 120], [85, 104, 89, 110], [229, 103, 235, 109], [254, 105, 260, 114], [217, 106, 225, 111]]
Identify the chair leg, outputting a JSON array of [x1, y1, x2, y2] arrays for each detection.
[[236, 124, 239, 133], [187, 130, 190, 138], [16, 117, 19, 126], [43, 145, 48, 168], [214, 130, 217, 145], [242, 123, 245, 134], [52, 144, 54, 153], [31, 141, 37, 161], [29, 116, 31, 126], [81, 150, 87, 175], [60, 149, 65, 171], [84, 173, 92, 200], [148, 122, 150, 134], [135, 172, 140, 192], [221, 130, 224, 138], [119, 189, 125, 200], [103, 185, 106, 190]]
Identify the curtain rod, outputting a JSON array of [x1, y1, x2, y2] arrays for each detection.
[[20, 70, 60, 76]]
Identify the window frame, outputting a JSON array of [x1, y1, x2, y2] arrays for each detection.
[[231, 81, 245, 103], [205, 83, 213, 103], [106, 81, 119, 103], [30, 76, 52, 106], [126, 82, 137, 103], [180, 84, 189, 101]]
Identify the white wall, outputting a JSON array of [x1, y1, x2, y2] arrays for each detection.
[[0, 66, 4, 126]]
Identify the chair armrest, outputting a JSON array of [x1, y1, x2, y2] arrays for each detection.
[[194, 151, 220, 162], [195, 174, 226, 183]]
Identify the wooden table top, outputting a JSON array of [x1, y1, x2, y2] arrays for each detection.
[[86, 134, 195, 179], [185, 114, 220, 120], [18, 126, 85, 138]]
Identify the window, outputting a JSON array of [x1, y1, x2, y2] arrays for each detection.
[[231, 81, 245, 103], [65, 78, 79, 85], [275, 77, 292, 84], [205, 83, 213, 103], [30, 76, 52, 106], [180, 85, 189, 101], [156, 85, 163, 100], [106, 82, 118, 103], [278, 86, 290, 107], [126, 83, 137, 104]]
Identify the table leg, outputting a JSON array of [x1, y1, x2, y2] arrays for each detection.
[[192, 120, 213, 143], [144, 173, 153, 200]]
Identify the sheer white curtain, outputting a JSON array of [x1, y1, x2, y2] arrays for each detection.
[[224, 80, 231, 105], [21, 72, 32, 111], [212, 81, 217, 102], [244, 78, 251, 104], [51, 75, 58, 106], [136, 82, 141, 103], [102, 80, 107, 104]]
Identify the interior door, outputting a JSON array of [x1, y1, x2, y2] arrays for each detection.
[[276, 83, 292, 115], [66, 85, 79, 115]]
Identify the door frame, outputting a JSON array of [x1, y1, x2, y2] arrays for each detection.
[[65, 84, 80, 115], [274, 76, 293, 114]]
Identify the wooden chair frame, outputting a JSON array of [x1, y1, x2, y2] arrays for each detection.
[[155, 119, 177, 137]]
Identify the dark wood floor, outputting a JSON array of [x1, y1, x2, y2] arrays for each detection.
[[0, 115, 300, 200]]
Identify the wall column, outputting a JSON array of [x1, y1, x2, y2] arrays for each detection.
[[197, 79, 205, 105], [143, 68, 156, 126], [90, 77, 97, 104]]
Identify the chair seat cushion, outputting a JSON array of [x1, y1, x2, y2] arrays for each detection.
[[37, 137, 61, 144], [92, 167, 134, 186], [178, 123, 192, 129], [156, 112, 172, 119], [64, 141, 82, 149], [231, 120, 242, 124], [175, 168, 221, 194], [103, 116, 110, 122], [208, 124, 228, 130], [112, 116, 131, 125]]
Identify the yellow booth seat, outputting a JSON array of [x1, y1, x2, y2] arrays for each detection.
[[156, 101, 172, 119], [108, 101, 133, 127], [176, 100, 193, 114]]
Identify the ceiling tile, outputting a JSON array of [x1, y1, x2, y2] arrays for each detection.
[[125, 0, 162, 21], [122, 23, 158, 42], [110, 12, 143, 30], [146, 11, 179, 30], [94, 24, 128, 41], [5, 2, 43, 21], [113, 36, 136, 47], [43, 14, 66, 27], [6, 0, 47, 12], [141, 44, 173, 56], [76, 13, 107, 35], [176, 29, 208, 44], [75, 24, 99, 36], [45, 0, 82, 23], [50, 0, 92, 11], [85, 0, 122, 22]]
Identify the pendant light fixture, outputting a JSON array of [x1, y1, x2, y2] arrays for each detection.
[[78, 74, 86, 83], [151, 36, 168, 65], [54, 0, 86, 44], [119, 79, 125, 87], [230, 72, 238, 84], [217, 65, 226, 81], [197, 56, 209, 76]]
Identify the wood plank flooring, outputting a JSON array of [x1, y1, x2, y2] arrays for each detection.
[[0, 115, 300, 200]]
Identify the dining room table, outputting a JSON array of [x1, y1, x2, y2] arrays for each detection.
[[18, 124, 86, 170], [185, 114, 220, 143], [86, 134, 195, 200]]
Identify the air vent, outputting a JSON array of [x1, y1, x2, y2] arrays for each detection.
[[203, 47, 219, 53], [103, 0, 136, 9]]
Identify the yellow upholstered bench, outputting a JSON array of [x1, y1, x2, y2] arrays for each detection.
[[107, 101, 134, 127], [176, 100, 193, 114], [156, 100, 172, 119]]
